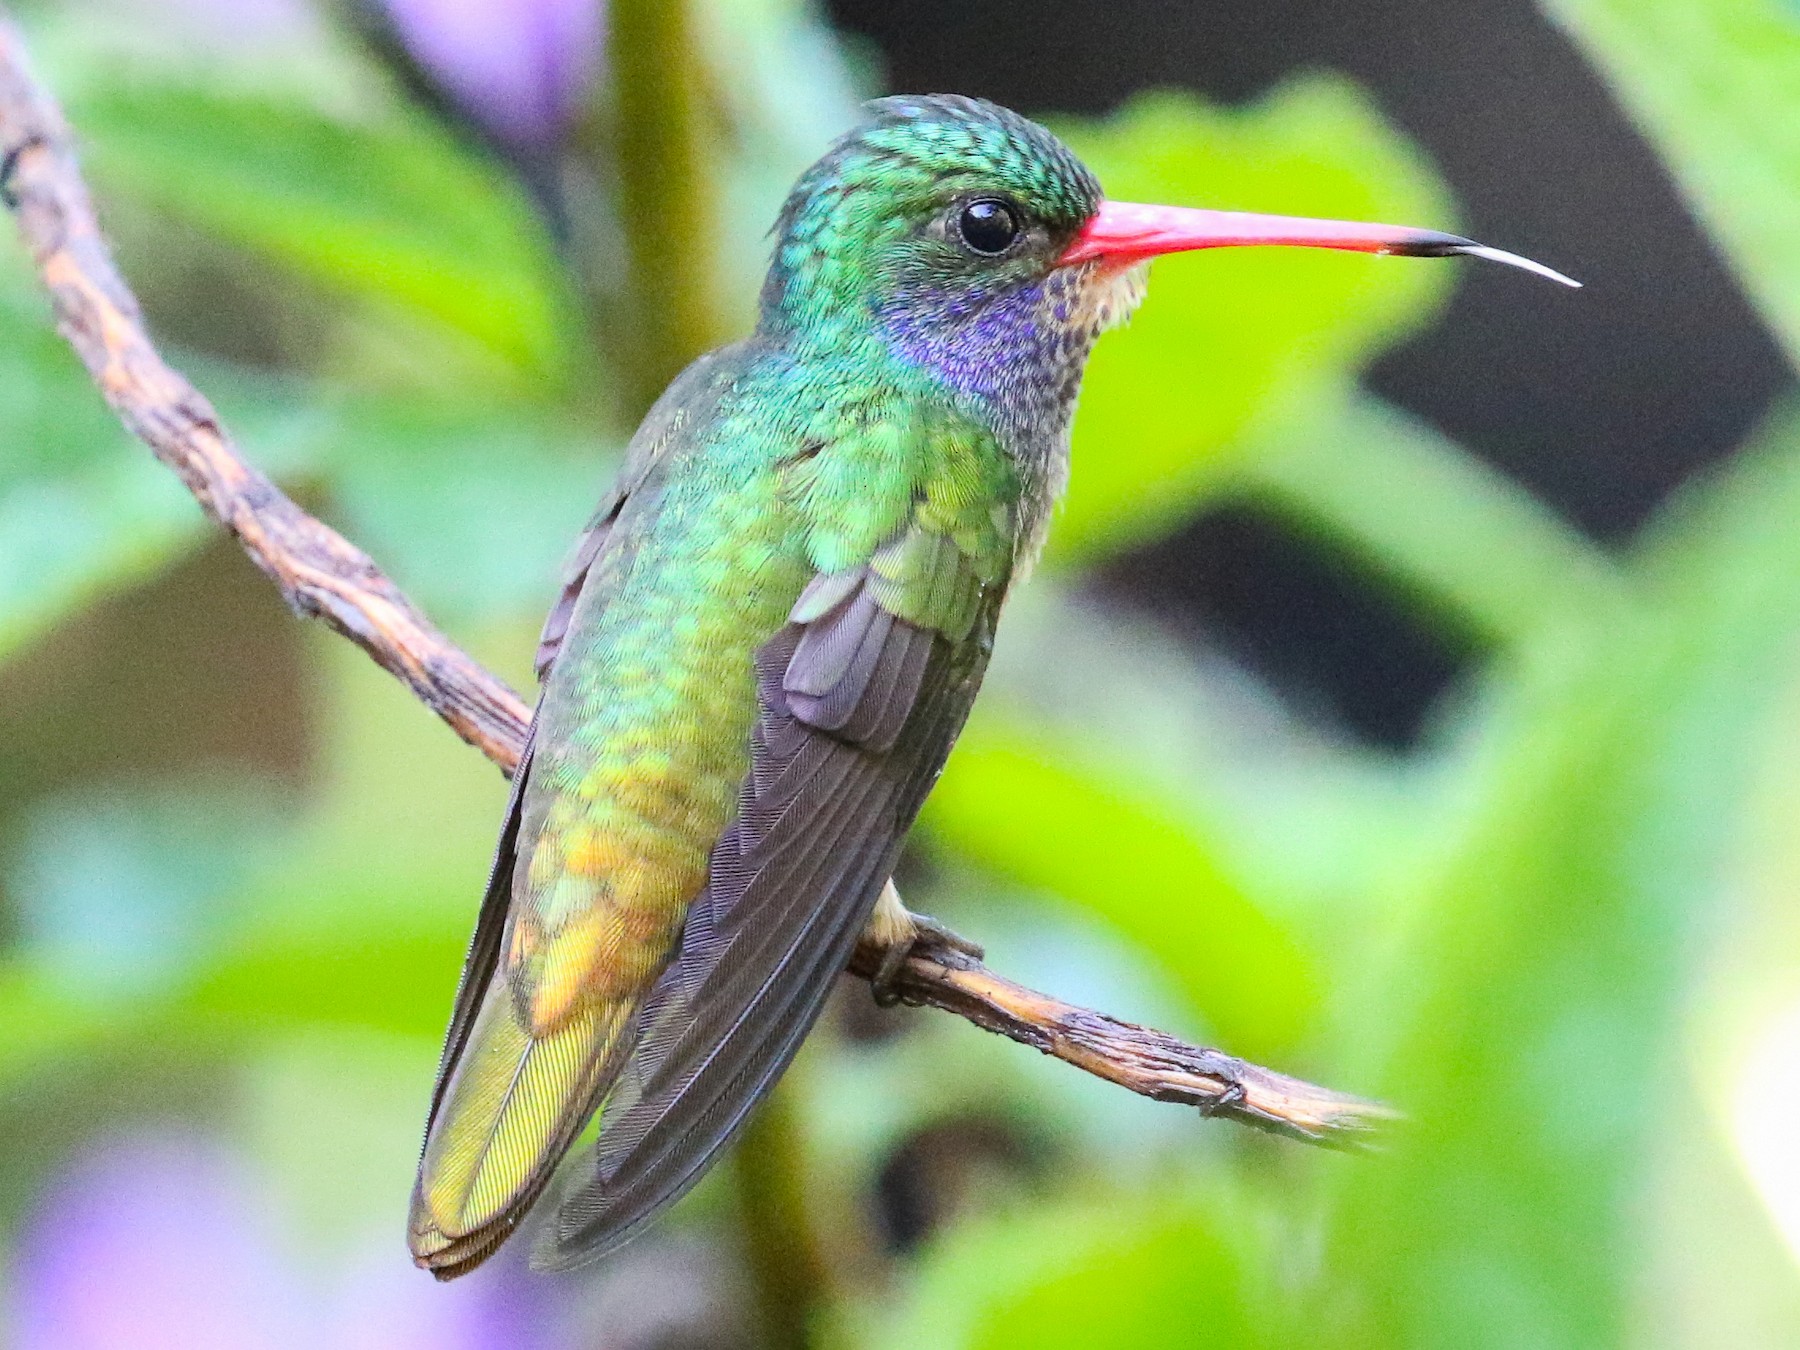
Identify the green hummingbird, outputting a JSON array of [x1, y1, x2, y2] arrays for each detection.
[[408, 94, 1572, 1279]]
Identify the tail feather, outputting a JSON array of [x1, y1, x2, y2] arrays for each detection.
[[409, 983, 633, 1279]]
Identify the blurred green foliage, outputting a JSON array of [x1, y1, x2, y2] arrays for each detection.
[[5, 0, 1800, 1346], [73, 84, 577, 387], [1053, 78, 1457, 561]]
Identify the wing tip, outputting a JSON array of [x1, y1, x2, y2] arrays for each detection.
[[527, 1189, 666, 1275], [409, 1210, 518, 1281], [412, 990, 640, 1278]]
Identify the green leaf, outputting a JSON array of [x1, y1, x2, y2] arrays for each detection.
[[321, 400, 617, 623], [1545, 0, 1800, 363], [1241, 395, 1626, 648], [0, 448, 203, 666], [853, 1186, 1275, 1350], [0, 273, 456, 664], [1322, 403, 1800, 1344], [0, 67, 599, 657], [68, 82, 575, 391], [9, 778, 294, 998], [922, 712, 1319, 1059], [0, 271, 203, 663], [1050, 78, 1459, 563], [0, 632, 513, 1090]]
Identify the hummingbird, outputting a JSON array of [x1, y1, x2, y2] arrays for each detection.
[[408, 94, 1573, 1279]]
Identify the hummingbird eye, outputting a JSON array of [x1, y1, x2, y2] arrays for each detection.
[[955, 198, 1023, 256]]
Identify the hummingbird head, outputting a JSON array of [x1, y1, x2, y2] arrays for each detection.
[[760, 95, 1576, 436], [761, 96, 1110, 385]]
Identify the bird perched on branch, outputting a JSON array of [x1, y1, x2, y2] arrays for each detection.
[[408, 93, 1573, 1279]]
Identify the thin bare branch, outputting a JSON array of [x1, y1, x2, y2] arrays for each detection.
[[0, 14, 529, 767], [0, 8, 1391, 1147], [844, 941, 1391, 1145]]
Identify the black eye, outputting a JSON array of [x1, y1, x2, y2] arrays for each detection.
[[957, 198, 1022, 255]]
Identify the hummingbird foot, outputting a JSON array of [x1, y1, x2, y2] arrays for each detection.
[[861, 880, 984, 1007]]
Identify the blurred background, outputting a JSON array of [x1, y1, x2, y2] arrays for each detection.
[[3, 0, 1800, 1344]]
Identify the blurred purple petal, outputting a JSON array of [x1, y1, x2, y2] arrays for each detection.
[[380, 0, 605, 150], [329, 1238, 551, 1350], [14, 1135, 314, 1350], [11, 1132, 568, 1350]]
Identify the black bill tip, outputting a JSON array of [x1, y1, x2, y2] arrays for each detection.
[[1392, 233, 1582, 288]]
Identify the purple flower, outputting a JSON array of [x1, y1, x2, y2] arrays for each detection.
[[376, 0, 606, 151], [12, 1133, 550, 1350]]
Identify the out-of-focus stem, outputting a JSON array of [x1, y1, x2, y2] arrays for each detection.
[[609, 12, 820, 1330], [607, 0, 721, 417], [732, 1081, 829, 1350]]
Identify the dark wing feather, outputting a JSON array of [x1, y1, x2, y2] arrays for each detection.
[[535, 568, 1000, 1267], [422, 726, 535, 1136]]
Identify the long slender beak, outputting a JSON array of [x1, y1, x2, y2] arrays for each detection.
[[1058, 201, 1580, 288]]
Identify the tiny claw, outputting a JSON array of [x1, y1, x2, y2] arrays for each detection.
[[862, 884, 983, 1006], [1199, 1077, 1248, 1117], [870, 947, 909, 1008], [908, 914, 985, 963]]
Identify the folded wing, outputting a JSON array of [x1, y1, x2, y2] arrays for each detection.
[[537, 524, 1001, 1267]]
